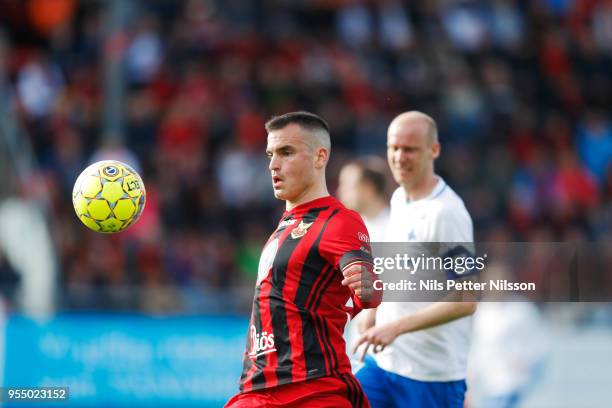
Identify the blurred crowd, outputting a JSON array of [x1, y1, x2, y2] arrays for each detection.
[[0, 0, 610, 313]]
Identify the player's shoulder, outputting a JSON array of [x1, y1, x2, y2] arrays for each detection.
[[390, 180, 467, 213], [321, 198, 369, 242], [431, 181, 472, 223], [436, 182, 469, 211], [328, 197, 367, 227], [318, 198, 371, 256]]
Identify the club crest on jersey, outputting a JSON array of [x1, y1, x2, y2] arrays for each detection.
[[291, 220, 313, 239]]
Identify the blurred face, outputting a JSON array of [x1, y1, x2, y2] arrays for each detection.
[[338, 164, 364, 211], [266, 124, 317, 204], [387, 121, 439, 190]]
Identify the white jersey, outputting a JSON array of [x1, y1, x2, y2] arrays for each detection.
[[363, 207, 390, 243], [373, 177, 474, 382], [468, 301, 547, 399]]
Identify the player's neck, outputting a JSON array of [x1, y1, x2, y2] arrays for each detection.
[[403, 174, 439, 201], [286, 183, 330, 211]]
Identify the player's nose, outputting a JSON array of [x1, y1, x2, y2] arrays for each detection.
[[394, 149, 408, 164], [269, 154, 280, 171]]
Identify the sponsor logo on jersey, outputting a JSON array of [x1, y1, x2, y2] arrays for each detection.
[[278, 218, 297, 228], [358, 231, 370, 243], [248, 325, 276, 358]]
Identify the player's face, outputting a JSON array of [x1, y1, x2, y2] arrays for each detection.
[[266, 124, 317, 203], [338, 164, 363, 211], [387, 124, 439, 190]]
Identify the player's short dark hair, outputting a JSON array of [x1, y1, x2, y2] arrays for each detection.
[[265, 111, 330, 134], [349, 157, 387, 197]]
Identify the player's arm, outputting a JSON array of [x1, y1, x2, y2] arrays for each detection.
[[352, 253, 478, 358], [388, 301, 476, 335], [357, 307, 377, 334], [352, 301, 476, 360]]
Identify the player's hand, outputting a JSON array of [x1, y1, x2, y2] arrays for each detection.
[[351, 322, 400, 362], [341, 263, 374, 300]]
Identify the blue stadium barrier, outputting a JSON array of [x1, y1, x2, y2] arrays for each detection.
[[2, 314, 249, 407]]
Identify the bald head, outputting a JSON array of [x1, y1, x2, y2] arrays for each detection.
[[386, 111, 441, 198], [388, 111, 438, 146]]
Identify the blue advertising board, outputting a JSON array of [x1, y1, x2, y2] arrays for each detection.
[[2, 314, 248, 407]]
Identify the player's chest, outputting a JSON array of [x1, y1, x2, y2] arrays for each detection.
[[256, 217, 322, 285], [388, 205, 434, 242]]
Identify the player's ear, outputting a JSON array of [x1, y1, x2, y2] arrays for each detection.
[[314, 147, 329, 169], [431, 142, 441, 160]]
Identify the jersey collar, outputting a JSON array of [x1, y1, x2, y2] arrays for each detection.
[[283, 195, 336, 217], [405, 176, 447, 203]]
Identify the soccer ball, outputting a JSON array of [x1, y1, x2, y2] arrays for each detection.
[[72, 160, 146, 233]]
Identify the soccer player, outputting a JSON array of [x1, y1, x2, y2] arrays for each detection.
[[225, 111, 381, 408], [353, 111, 477, 408]]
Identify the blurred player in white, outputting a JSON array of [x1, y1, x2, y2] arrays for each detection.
[[338, 157, 390, 242], [467, 263, 547, 408], [353, 111, 477, 408], [337, 157, 390, 369]]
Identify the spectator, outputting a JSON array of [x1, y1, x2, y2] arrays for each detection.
[[577, 112, 612, 186]]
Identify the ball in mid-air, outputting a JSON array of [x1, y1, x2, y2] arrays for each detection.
[[72, 160, 146, 233]]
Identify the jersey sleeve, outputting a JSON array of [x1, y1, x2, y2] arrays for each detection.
[[319, 210, 372, 271], [434, 205, 477, 280], [319, 210, 381, 309], [433, 204, 473, 243]]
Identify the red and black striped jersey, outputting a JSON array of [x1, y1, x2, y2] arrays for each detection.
[[239, 196, 375, 393]]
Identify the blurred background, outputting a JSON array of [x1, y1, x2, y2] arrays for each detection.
[[0, 0, 610, 407]]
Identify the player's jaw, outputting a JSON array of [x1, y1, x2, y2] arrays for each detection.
[[271, 173, 286, 199], [391, 161, 416, 184], [270, 171, 297, 200], [270, 169, 316, 204]]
